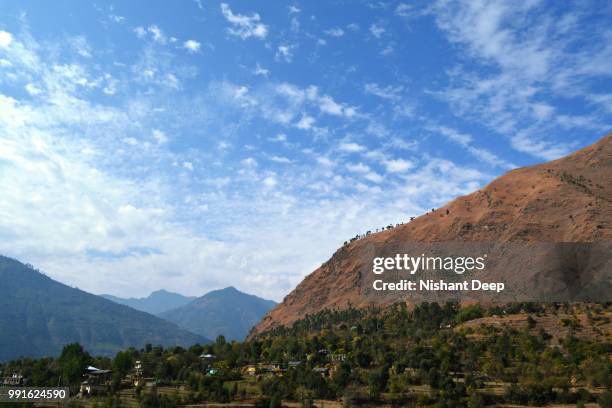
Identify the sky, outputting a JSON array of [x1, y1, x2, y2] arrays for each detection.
[[0, 0, 610, 301]]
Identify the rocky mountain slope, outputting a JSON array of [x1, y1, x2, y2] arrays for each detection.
[[251, 134, 611, 336], [0, 256, 207, 361]]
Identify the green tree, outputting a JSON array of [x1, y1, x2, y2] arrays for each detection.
[[468, 391, 485, 408], [58, 343, 92, 385], [599, 391, 612, 408], [113, 350, 133, 377]]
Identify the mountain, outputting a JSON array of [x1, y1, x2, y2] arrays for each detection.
[[0, 256, 208, 361], [101, 290, 196, 315], [160, 287, 276, 341], [251, 134, 612, 336]]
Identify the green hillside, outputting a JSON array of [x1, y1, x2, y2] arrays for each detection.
[[160, 286, 276, 341], [0, 256, 208, 361]]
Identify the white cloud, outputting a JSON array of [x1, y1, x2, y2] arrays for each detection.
[[183, 161, 194, 171], [102, 74, 118, 95], [70, 36, 92, 58], [148, 25, 166, 44], [324, 27, 344, 37], [253, 63, 269, 76], [134, 26, 146, 38], [364, 171, 383, 183], [296, 115, 315, 130], [364, 83, 403, 101], [395, 3, 413, 18], [530, 102, 554, 120], [109, 14, 125, 23], [183, 39, 201, 53], [338, 141, 365, 153], [275, 84, 357, 118], [152, 129, 168, 144], [370, 23, 385, 38], [276, 44, 295, 62], [241, 157, 257, 167], [263, 175, 277, 187], [24, 83, 42, 96], [346, 162, 370, 173], [268, 133, 287, 143], [0, 30, 13, 48], [123, 137, 138, 146], [346, 162, 385, 184], [220, 3, 268, 40], [288, 5, 300, 14], [431, 125, 515, 169], [133, 25, 169, 45], [380, 45, 394, 56], [431, 0, 612, 159], [316, 156, 334, 167], [510, 131, 572, 161], [269, 155, 292, 164], [319, 96, 343, 115], [384, 158, 413, 173], [165, 73, 180, 89]]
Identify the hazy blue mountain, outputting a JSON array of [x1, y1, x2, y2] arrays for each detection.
[[101, 290, 196, 315], [160, 287, 277, 341], [0, 256, 208, 361]]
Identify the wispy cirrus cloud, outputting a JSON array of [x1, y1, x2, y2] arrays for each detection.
[[431, 0, 612, 159], [220, 3, 268, 40]]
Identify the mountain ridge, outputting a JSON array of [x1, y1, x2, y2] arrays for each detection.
[[0, 256, 208, 361], [160, 286, 276, 341], [101, 289, 196, 315]]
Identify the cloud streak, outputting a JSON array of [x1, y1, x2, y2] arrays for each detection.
[[220, 3, 268, 40]]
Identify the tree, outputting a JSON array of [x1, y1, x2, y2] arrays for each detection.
[[599, 391, 612, 408], [527, 315, 536, 329], [59, 343, 92, 385], [467, 391, 485, 408], [269, 393, 282, 408], [367, 365, 389, 399], [113, 350, 133, 377]]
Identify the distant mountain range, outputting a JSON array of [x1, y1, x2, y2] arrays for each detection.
[[0, 256, 208, 361], [100, 287, 277, 342], [158, 287, 276, 341], [101, 290, 196, 315]]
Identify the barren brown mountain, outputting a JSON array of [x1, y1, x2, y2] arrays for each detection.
[[251, 134, 612, 336]]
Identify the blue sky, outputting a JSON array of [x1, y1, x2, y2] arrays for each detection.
[[0, 0, 610, 300]]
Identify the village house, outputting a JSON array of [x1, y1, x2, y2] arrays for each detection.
[[80, 366, 112, 397], [313, 367, 330, 378], [242, 365, 257, 377], [130, 360, 156, 388], [330, 353, 347, 362], [257, 363, 284, 378], [2, 372, 26, 386]]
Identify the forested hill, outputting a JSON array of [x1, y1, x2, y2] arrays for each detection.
[[0, 256, 208, 361], [160, 286, 276, 341]]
